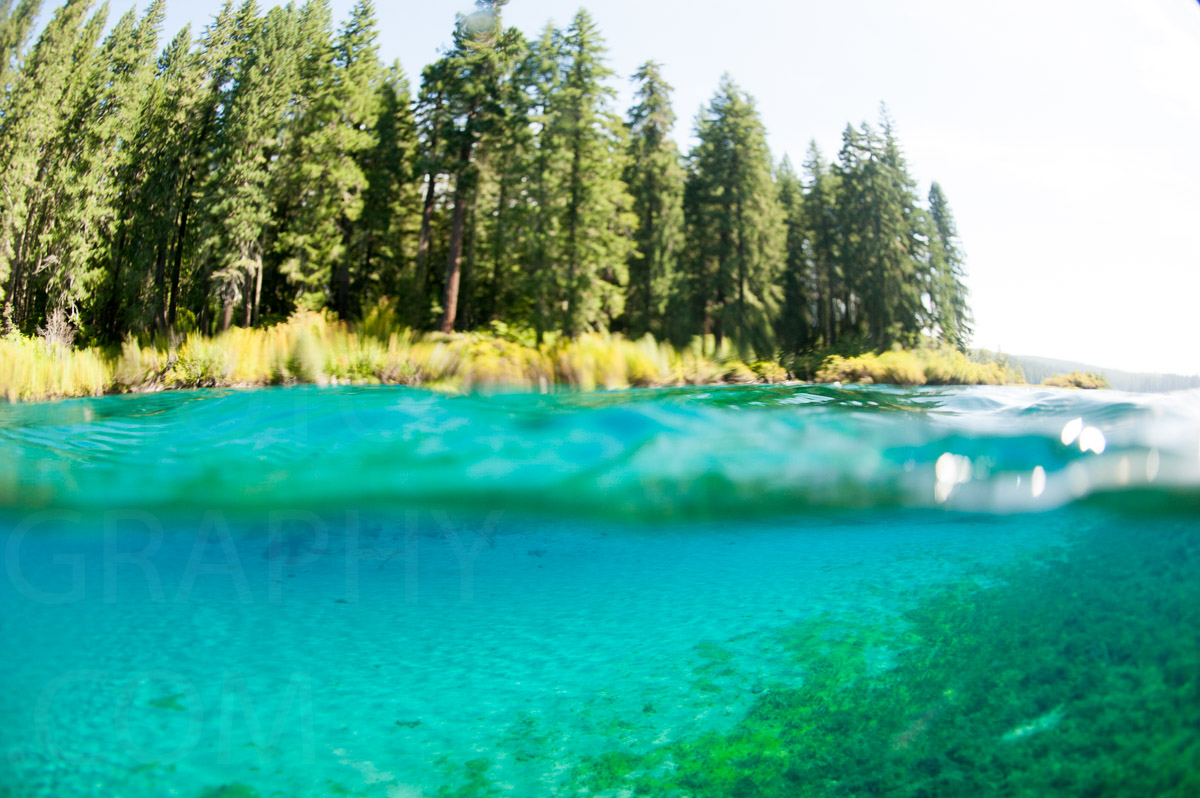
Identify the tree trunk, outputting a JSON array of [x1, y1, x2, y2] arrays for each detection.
[[152, 238, 167, 333], [413, 174, 437, 326], [565, 117, 584, 337], [440, 184, 469, 334], [252, 254, 263, 327], [735, 200, 747, 348], [242, 254, 253, 328], [168, 190, 194, 331], [335, 223, 352, 321], [462, 199, 477, 329], [644, 192, 655, 336], [489, 173, 507, 321], [439, 124, 476, 335], [198, 257, 213, 335]]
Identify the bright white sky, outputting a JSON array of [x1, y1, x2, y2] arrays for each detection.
[[90, 0, 1200, 374]]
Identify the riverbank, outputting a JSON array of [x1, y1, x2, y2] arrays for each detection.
[[1, 311, 1022, 403]]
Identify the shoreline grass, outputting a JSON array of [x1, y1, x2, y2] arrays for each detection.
[[2, 311, 1024, 403]]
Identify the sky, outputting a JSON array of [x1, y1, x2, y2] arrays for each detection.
[[70, 0, 1200, 374]]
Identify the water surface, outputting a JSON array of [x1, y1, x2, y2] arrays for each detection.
[[1, 385, 1198, 796]]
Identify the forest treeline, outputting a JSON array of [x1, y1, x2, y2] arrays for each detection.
[[0, 0, 971, 359]]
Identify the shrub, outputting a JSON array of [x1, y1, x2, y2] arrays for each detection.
[[816, 347, 1021, 386], [112, 337, 165, 392], [750, 361, 789, 384], [1043, 371, 1109, 390], [168, 333, 232, 387]]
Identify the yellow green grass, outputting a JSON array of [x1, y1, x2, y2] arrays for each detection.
[[0, 333, 109, 401], [1, 312, 1023, 403], [1042, 371, 1110, 390], [814, 348, 1022, 387]]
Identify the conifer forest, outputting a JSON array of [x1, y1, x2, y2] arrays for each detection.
[[0, 0, 972, 359]]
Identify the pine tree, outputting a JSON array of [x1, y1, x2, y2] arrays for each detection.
[[513, 23, 564, 340], [158, 0, 238, 333], [927, 181, 971, 350], [551, 9, 634, 336], [436, 0, 522, 333], [468, 29, 529, 324], [0, 0, 42, 108], [47, 0, 167, 337], [113, 24, 204, 335], [775, 157, 810, 353], [410, 57, 452, 328], [275, 0, 381, 318], [832, 122, 870, 342], [201, 1, 300, 331], [0, 4, 973, 354], [682, 75, 784, 356], [833, 109, 927, 350], [801, 141, 840, 347], [623, 60, 683, 339], [0, 0, 100, 328], [356, 61, 419, 307], [875, 107, 928, 347]]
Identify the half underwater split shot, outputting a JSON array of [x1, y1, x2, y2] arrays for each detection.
[[1, 385, 1198, 797]]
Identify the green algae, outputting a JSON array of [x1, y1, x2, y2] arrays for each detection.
[[694, 641, 735, 663], [197, 785, 260, 798], [434, 758, 499, 798], [626, 518, 1198, 795], [147, 694, 186, 712], [451, 514, 1200, 796]]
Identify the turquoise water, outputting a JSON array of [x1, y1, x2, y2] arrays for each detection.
[[1, 385, 1198, 796]]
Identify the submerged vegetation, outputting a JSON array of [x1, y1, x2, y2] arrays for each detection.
[[422, 515, 1200, 797], [1, 309, 1024, 402]]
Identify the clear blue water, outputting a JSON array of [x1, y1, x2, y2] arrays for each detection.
[[1, 385, 1198, 797]]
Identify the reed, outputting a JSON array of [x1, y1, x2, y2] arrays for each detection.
[[1, 312, 769, 401], [816, 347, 1021, 387], [1042, 371, 1110, 390], [0, 334, 110, 402], [1, 313, 1023, 403]]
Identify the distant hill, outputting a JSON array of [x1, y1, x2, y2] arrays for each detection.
[[1007, 355, 1200, 393]]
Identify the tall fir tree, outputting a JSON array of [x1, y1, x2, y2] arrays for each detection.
[[775, 156, 810, 353], [800, 141, 840, 348], [833, 110, 928, 350], [434, 0, 522, 333], [410, 57, 452, 328], [0, 0, 42, 108], [513, 23, 564, 340], [682, 75, 784, 356], [550, 9, 634, 336], [0, 0, 100, 327], [875, 107, 928, 347], [623, 60, 683, 339], [50, 0, 167, 337], [275, 0, 381, 318], [200, 1, 300, 330], [471, 31, 529, 324], [927, 181, 971, 350], [114, 24, 204, 335], [160, 0, 238, 333], [356, 60, 420, 306]]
